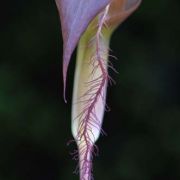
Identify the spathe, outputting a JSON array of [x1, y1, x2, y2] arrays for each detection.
[[55, 0, 141, 102], [55, 0, 110, 101], [107, 0, 141, 28]]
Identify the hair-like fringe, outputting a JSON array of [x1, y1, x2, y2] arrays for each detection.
[[71, 4, 117, 180]]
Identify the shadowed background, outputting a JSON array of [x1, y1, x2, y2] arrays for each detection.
[[0, 0, 180, 180]]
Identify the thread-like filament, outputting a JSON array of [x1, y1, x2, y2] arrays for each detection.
[[74, 5, 112, 180]]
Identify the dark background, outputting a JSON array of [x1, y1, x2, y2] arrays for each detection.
[[0, 0, 180, 180]]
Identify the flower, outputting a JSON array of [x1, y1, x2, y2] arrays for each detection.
[[55, 0, 141, 179]]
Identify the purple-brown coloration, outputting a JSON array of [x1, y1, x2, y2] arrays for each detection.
[[71, 6, 111, 179], [55, 0, 110, 102]]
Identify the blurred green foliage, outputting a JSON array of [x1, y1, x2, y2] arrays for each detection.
[[0, 0, 180, 180]]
